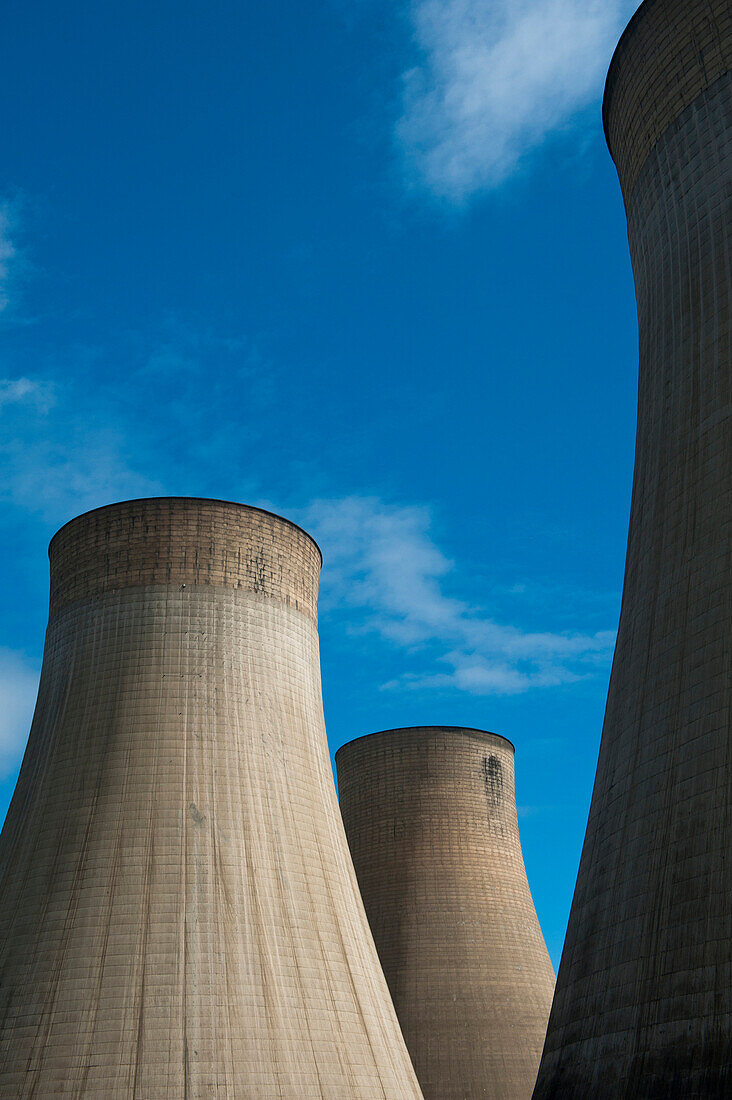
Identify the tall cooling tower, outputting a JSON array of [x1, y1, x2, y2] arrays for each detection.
[[336, 727, 556, 1100], [0, 498, 423, 1099], [534, 1, 731, 1096]]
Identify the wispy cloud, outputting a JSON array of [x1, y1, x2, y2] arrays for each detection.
[[303, 495, 614, 695], [1, 430, 161, 521], [0, 323, 273, 525], [0, 377, 55, 412], [0, 649, 38, 778], [397, 0, 640, 201], [0, 374, 160, 523], [0, 203, 17, 312]]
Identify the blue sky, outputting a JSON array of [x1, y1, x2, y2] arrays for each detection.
[[0, 0, 642, 966]]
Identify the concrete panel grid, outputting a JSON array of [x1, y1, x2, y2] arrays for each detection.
[[0, 498, 424, 1098], [337, 727, 555, 1100], [533, 1, 731, 1095]]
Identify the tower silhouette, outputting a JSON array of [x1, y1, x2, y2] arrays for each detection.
[[337, 727, 555, 1100], [0, 498, 423, 1099], [534, 1, 731, 1095]]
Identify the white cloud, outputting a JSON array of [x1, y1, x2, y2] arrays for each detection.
[[303, 495, 614, 695], [0, 649, 38, 777], [0, 377, 55, 412], [1, 430, 161, 521], [397, 0, 640, 200], [0, 325, 271, 527], [0, 204, 17, 312], [0, 376, 160, 523]]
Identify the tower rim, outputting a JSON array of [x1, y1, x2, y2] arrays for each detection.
[[47, 495, 323, 564], [335, 725, 515, 760], [601, 0, 654, 153]]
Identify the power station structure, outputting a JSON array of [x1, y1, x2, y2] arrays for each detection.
[[0, 498, 424, 1099], [533, 1, 732, 1096], [337, 727, 556, 1100]]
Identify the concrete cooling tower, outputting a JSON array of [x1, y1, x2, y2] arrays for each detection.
[[336, 727, 556, 1100], [0, 498, 424, 1099], [533, 1, 731, 1096]]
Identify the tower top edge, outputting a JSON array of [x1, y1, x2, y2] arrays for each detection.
[[602, 0, 732, 195], [48, 496, 323, 564], [602, 0, 654, 144], [46, 496, 322, 620], [335, 726, 515, 760]]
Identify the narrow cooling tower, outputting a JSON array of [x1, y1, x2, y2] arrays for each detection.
[[0, 498, 423, 1099], [534, 2, 731, 1096], [336, 727, 556, 1100]]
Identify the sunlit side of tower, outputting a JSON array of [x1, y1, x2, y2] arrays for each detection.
[[534, 1, 731, 1096], [337, 727, 555, 1100], [0, 498, 423, 1099]]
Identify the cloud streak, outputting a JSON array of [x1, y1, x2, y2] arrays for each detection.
[[0, 325, 272, 526], [303, 495, 614, 695], [397, 0, 640, 200], [0, 373, 160, 523], [0, 377, 55, 412], [0, 204, 17, 312]]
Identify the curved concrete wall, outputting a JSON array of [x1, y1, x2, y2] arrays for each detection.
[[0, 498, 423, 1099], [534, 2, 731, 1096], [337, 727, 555, 1100]]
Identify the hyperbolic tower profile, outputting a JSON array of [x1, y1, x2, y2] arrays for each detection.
[[0, 498, 423, 1099], [534, 1, 731, 1096], [337, 727, 556, 1100]]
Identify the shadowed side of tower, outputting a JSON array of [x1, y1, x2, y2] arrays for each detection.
[[0, 498, 424, 1099], [534, 2, 731, 1096], [336, 727, 555, 1100]]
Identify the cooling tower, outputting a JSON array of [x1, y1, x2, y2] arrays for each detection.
[[336, 726, 556, 1100], [533, 2, 731, 1097], [0, 498, 424, 1099]]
